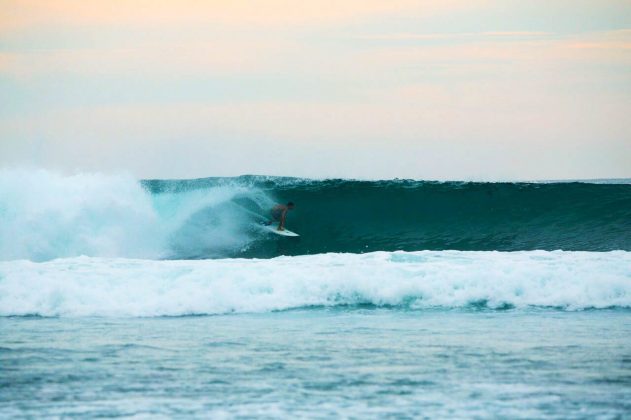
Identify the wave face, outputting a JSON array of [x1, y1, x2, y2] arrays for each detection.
[[1, 170, 630, 261], [0, 251, 629, 317], [222, 177, 631, 257]]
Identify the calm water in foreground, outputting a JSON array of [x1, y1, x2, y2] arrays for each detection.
[[2, 309, 630, 418]]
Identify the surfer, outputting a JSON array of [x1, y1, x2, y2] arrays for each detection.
[[269, 202, 295, 231]]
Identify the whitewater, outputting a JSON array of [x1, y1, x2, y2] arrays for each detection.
[[2, 169, 631, 418], [1, 251, 630, 317]]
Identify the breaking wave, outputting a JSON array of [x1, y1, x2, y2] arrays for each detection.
[[1, 169, 630, 261], [1, 251, 629, 317]]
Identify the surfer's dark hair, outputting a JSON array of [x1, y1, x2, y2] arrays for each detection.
[[287, 202, 295, 207]]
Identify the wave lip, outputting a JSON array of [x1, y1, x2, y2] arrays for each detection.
[[1, 251, 629, 317]]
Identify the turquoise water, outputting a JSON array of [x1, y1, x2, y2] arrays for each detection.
[[146, 176, 631, 257], [1, 170, 630, 418], [2, 310, 630, 418]]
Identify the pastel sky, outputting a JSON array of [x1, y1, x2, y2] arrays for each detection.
[[1, 0, 630, 180]]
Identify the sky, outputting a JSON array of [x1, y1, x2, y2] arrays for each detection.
[[1, 0, 630, 180]]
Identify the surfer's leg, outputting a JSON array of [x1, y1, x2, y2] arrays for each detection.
[[268, 213, 280, 227]]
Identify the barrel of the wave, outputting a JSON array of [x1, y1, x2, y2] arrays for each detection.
[[247, 178, 631, 255]]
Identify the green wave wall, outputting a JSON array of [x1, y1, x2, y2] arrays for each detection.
[[143, 177, 631, 258]]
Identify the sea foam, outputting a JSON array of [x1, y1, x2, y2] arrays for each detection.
[[0, 169, 274, 261], [1, 251, 629, 317]]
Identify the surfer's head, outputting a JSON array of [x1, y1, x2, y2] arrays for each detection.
[[287, 202, 295, 209]]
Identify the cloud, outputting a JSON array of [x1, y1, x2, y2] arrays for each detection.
[[354, 29, 631, 70], [355, 31, 553, 41], [0, 39, 293, 80], [0, 0, 479, 33]]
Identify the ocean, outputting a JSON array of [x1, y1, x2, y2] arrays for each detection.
[[1, 169, 630, 418]]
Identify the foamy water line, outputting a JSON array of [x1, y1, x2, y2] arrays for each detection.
[[1, 250, 629, 317]]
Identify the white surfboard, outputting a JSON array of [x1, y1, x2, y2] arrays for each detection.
[[262, 224, 299, 237]]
